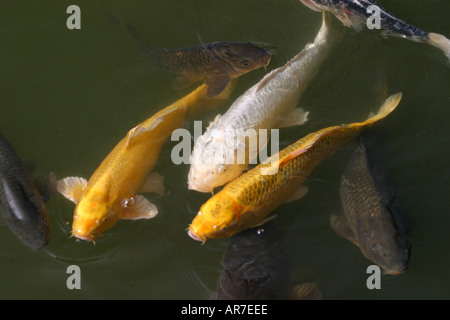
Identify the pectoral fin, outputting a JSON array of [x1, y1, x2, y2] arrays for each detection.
[[330, 214, 358, 245], [34, 172, 57, 203], [125, 116, 164, 149], [277, 108, 309, 128], [251, 214, 277, 228], [139, 172, 165, 196], [56, 176, 88, 204], [284, 185, 309, 203], [121, 194, 158, 220], [205, 76, 230, 98], [290, 283, 322, 300]]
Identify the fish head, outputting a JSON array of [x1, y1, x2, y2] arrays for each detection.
[[71, 189, 119, 241], [355, 214, 410, 275], [188, 162, 245, 193], [188, 193, 247, 242], [213, 42, 271, 76], [188, 133, 246, 193]]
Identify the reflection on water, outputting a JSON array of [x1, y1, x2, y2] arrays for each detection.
[[0, 0, 449, 300]]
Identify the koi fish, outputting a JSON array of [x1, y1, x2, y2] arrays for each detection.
[[300, 0, 450, 62], [188, 11, 343, 193], [331, 130, 410, 275], [110, 13, 271, 97], [57, 83, 234, 241], [0, 132, 55, 250], [210, 221, 321, 300], [188, 92, 402, 242]]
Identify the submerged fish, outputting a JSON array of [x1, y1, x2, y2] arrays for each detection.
[[188, 11, 343, 193], [0, 133, 55, 250], [210, 221, 321, 300], [110, 13, 271, 97], [299, 0, 450, 61], [331, 130, 410, 275], [210, 221, 290, 300], [57, 83, 234, 241], [188, 93, 402, 242]]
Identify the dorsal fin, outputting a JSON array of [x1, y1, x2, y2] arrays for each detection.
[[124, 116, 164, 149]]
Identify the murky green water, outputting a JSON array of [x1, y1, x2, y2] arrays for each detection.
[[1, 0, 449, 300]]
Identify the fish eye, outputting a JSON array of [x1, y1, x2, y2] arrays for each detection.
[[371, 242, 381, 252], [217, 165, 227, 174], [240, 59, 250, 67], [221, 225, 229, 232]]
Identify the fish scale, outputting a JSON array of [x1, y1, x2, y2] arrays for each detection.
[[333, 133, 410, 275], [340, 148, 386, 222], [158, 46, 217, 74], [230, 125, 361, 208]]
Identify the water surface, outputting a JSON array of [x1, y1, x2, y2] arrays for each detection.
[[1, 0, 449, 299]]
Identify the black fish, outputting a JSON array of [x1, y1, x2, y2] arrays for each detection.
[[300, 0, 450, 61], [331, 129, 410, 275], [210, 221, 321, 300], [110, 13, 272, 97], [0, 133, 55, 250]]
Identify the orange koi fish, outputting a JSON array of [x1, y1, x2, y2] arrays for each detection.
[[188, 93, 402, 242], [58, 83, 233, 241]]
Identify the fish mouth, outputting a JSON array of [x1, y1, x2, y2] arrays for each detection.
[[262, 54, 271, 67], [71, 230, 96, 242], [188, 179, 214, 193], [187, 229, 206, 243]]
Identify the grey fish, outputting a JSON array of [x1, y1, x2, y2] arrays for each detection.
[[110, 13, 271, 97], [0, 133, 55, 250], [210, 221, 321, 300], [330, 130, 410, 275], [300, 0, 450, 61]]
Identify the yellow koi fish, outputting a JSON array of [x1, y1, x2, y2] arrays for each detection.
[[188, 93, 402, 242], [58, 83, 233, 241]]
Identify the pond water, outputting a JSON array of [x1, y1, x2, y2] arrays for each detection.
[[1, 0, 449, 299]]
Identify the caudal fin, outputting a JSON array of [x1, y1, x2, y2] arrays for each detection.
[[365, 92, 402, 125], [108, 12, 155, 56], [428, 33, 450, 63]]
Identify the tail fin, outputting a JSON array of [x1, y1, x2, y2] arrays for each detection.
[[185, 80, 237, 118], [321, 10, 345, 41], [428, 33, 450, 63], [364, 92, 402, 125], [108, 12, 155, 56]]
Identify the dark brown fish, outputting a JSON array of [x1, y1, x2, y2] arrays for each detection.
[[300, 0, 450, 62], [331, 130, 410, 275], [210, 221, 321, 300], [0, 132, 55, 250], [110, 13, 271, 97]]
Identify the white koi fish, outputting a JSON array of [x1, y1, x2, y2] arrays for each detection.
[[188, 11, 343, 193]]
